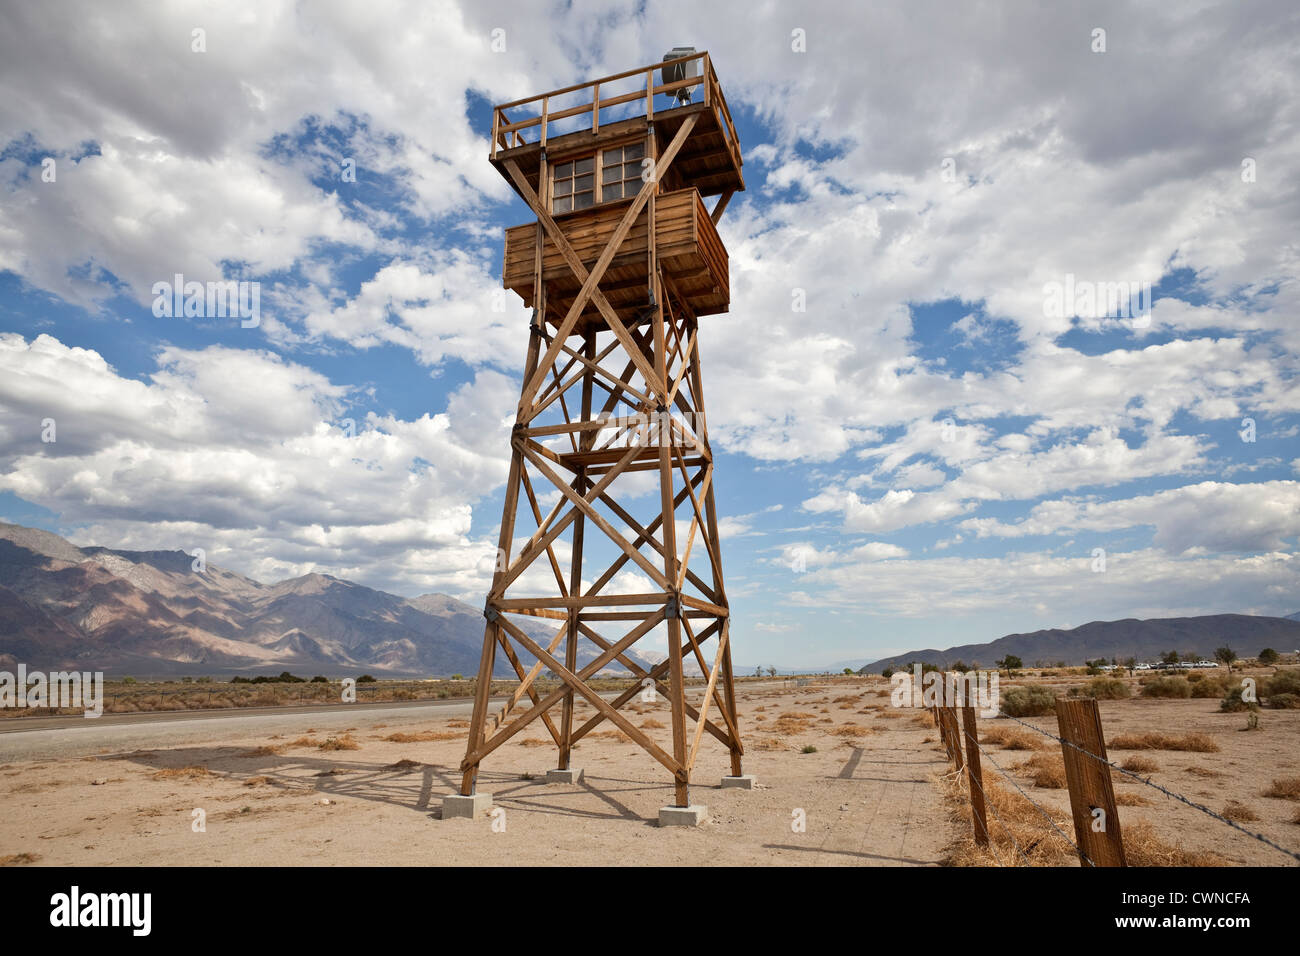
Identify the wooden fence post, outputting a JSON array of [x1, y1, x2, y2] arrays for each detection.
[[1054, 697, 1126, 867], [943, 706, 964, 772], [960, 705, 989, 846]]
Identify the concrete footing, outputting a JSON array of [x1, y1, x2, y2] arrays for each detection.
[[721, 774, 755, 790], [658, 804, 708, 827], [545, 767, 584, 784], [441, 792, 493, 819]]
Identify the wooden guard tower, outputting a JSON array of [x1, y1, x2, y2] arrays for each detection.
[[452, 51, 746, 815]]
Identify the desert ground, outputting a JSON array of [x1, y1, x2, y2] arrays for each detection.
[[0, 676, 1296, 866]]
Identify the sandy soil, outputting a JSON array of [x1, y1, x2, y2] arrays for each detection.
[[0, 678, 1295, 866], [0, 680, 955, 866]]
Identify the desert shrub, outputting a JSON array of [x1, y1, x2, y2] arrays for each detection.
[[1186, 671, 1205, 683], [1000, 686, 1058, 717], [357, 674, 377, 683], [1265, 670, 1300, 696], [1141, 677, 1192, 699], [310, 675, 329, 683], [1266, 693, 1300, 710], [1219, 687, 1258, 713], [800, 745, 818, 754], [1085, 678, 1130, 700], [1189, 676, 1228, 698]]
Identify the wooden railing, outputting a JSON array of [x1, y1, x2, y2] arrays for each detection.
[[491, 52, 741, 175]]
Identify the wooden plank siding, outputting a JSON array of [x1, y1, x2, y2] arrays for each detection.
[[504, 188, 728, 326]]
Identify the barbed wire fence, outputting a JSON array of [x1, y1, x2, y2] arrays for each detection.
[[922, 673, 1300, 867]]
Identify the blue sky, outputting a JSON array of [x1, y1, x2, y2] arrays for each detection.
[[1, 1, 1298, 668]]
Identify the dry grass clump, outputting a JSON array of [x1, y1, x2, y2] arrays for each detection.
[[829, 723, 874, 738], [319, 733, 360, 751], [1120, 755, 1159, 774], [1122, 821, 1231, 866], [941, 773, 1229, 867], [1113, 792, 1152, 806], [1262, 776, 1300, 800], [240, 745, 283, 757], [1221, 800, 1259, 822], [1185, 765, 1221, 777], [385, 758, 422, 771], [980, 726, 1046, 751], [640, 718, 666, 729], [243, 775, 272, 787], [750, 737, 784, 751], [382, 730, 460, 743], [447, 719, 470, 728], [940, 774, 1077, 866], [588, 729, 630, 741], [875, 710, 904, 719], [516, 738, 549, 747], [832, 695, 859, 703], [1110, 732, 1219, 752], [771, 716, 813, 735], [0, 853, 40, 866], [781, 710, 817, 719], [1014, 753, 1068, 789], [286, 736, 319, 748], [151, 765, 214, 780]]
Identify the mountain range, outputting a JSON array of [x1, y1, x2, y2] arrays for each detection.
[[0, 522, 655, 678], [858, 614, 1300, 673]]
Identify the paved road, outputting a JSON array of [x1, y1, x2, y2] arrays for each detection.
[[0, 680, 794, 763], [0, 696, 488, 762]]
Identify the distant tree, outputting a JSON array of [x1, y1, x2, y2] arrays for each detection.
[[310, 675, 329, 683], [881, 667, 894, 680], [996, 655, 1022, 677], [766, 666, 777, 678], [1160, 650, 1180, 666], [1259, 648, 1279, 665], [1085, 658, 1106, 675], [920, 662, 940, 673], [451, 673, 465, 681], [1123, 657, 1137, 676], [754, 666, 762, 677], [951, 660, 971, 673], [1214, 646, 1237, 671], [1181, 651, 1199, 663], [357, 674, 377, 683], [843, 668, 854, 675]]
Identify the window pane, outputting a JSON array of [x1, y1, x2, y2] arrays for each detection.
[[574, 174, 593, 191], [602, 165, 621, 184], [574, 191, 594, 210], [555, 162, 572, 178], [554, 178, 572, 196], [553, 195, 572, 213], [603, 181, 624, 200], [625, 142, 644, 160], [574, 157, 593, 174], [624, 161, 642, 182]]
